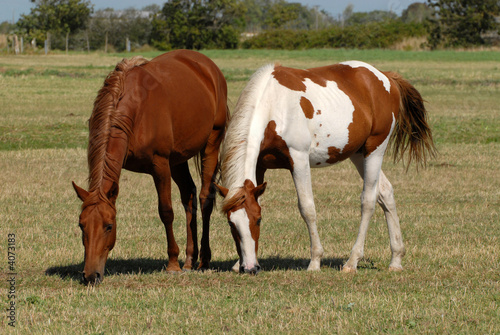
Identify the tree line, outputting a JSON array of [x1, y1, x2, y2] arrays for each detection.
[[2, 0, 499, 52]]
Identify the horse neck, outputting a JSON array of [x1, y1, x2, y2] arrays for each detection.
[[222, 63, 277, 192], [223, 106, 270, 192]]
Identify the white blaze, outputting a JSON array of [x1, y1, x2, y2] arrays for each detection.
[[229, 209, 258, 270]]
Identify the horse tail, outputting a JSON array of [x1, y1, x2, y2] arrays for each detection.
[[387, 72, 437, 170], [216, 103, 232, 183], [87, 56, 148, 191], [193, 94, 231, 193]]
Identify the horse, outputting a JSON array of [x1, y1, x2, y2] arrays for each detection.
[[215, 61, 436, 274], [72, 50, 229, 284]]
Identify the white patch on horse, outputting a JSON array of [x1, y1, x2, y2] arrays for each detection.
[[269, 76, 355, 168], [341, 60, 391, 93], [229, 208, 258, 270]]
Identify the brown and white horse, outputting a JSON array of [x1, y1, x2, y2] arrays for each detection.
[[216, 61, 436, 274], [72, 50, 229, 284]]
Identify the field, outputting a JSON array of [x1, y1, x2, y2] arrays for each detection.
[[0, 49, 499, 334]]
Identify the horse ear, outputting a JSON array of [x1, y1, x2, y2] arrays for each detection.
[[214, 184, 229, 198], [72, 181, 89, 202], [107, 181, 119, 203], [253, 182, 267, 200]]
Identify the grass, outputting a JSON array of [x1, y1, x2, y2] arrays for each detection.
[[0, 50, 499, 334]]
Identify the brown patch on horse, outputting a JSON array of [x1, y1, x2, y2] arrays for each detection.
[[221, 187, 247, 214], [319, 64, 396, 161], [258, 120, 294, 171], [271, 63, 400, 162], [300, 96, 315, 119], [272, 66, 327, 92]]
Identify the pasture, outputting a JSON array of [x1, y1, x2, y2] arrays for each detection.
[[1, 49, 499, 333]]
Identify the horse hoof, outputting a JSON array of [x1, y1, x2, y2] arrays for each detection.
[[165, 265, 182, 274], [341, 265, 357, 273], [197, 262, 210, 271], [306, 265, 321, 271], [389, 265, 403, 272]]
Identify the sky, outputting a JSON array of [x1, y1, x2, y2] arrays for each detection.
[[0, 0, 418, 24]]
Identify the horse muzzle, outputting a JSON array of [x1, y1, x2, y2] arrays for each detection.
[[240, 264, 261, 275], [82, 271, 103, 285]]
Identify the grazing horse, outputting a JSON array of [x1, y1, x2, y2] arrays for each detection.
[[72, 50, 229, 284], [215, 61, 436, 274]]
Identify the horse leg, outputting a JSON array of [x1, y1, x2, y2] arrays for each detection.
[[347, 154, 405, 271], [171, 162, 198, 271], [198, 128, 225, 270], [290, 149, 324, 271], [152, 157, 181, 273], [377, 171, 405, 271], [343, 153, 383, 273]]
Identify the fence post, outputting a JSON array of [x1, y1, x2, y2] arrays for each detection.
[[126, 37, 130, 52], [14, 34, 19, 55], [44, 39, 48, 55], [105, 31, 108, 53], [20, 37, 23, 54]]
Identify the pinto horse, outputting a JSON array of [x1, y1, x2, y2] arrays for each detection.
[[215, 61, 436, 274], [72, 50, 229, 284]]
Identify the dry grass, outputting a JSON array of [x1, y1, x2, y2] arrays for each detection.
[[0, 50, 499, 334]]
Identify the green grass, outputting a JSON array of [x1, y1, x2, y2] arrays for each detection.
[[0, 50, 499, 334]]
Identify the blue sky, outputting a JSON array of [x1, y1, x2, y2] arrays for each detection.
[[0, 0, 418, 23]]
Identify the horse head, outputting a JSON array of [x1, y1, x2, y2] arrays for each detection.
[[72, 181, 118, 285], [216, 179, 267, 275]]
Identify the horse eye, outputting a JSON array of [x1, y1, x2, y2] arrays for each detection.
[[105, 224, 113, 232], [256, 218, 262, 226], [78, 223, 84, 230]]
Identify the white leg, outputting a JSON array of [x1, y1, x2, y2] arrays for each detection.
[[343, 153, 383, 272], [290, 149, 324, 271], [377, 171, 405, 271]]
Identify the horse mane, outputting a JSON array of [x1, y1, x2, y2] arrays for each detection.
[[85, 56, 149, 206], [220, 63, 276, 205]]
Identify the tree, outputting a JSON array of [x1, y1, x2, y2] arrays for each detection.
[[346, 10, 398, 26], [341, 4, 354, 27], [402, 2, 432, 23], [151, 0, 245, 50], [427, 0, 500, 48], [265, 1, 301, 29], [83, 7, 157, 52], [18, 0, 93, 52], [238, 0, 332, 32], [0, 21, 15, 34]]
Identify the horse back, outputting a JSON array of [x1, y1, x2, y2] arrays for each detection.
[[259, 62, 400, 168], [120, 50, 228, 166]]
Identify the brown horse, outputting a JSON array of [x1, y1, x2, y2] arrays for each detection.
[[72, 50, 229, 284], [216, 61, 436, 274]]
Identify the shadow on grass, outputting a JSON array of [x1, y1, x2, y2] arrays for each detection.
[[45, 256, 346, 282]]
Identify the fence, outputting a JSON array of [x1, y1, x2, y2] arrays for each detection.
[[0, 34, 136, 54]]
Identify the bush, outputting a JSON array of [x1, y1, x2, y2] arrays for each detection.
[[242, 20, 427, 49]]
